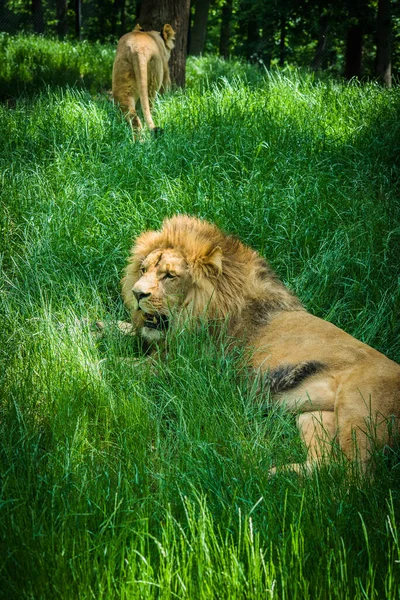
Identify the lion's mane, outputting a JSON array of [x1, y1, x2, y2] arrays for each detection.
[[121, 215, 302, 336]]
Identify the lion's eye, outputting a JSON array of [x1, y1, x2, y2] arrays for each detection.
[[139, 267, 146, 275], [164, 272, 176, 279]]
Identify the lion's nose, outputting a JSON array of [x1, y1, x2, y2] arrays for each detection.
[[133, 290, 151, 303]]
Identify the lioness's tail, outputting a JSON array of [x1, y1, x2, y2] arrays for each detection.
[[133, 52, 156, 130]]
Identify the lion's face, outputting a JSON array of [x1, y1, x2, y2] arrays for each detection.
[[129, 248, 192, 341], [122, 216, 241, 342]]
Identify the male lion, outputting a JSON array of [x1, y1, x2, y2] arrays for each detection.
[[112, 23, 176, 134], [121, 215, 400, 474]]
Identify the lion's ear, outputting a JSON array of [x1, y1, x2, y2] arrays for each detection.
[[201, 246, 222, 276], [134, 23, 143, 31], [162, 24, 176, 48]]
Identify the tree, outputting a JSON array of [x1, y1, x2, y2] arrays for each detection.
[[343, 0, 375, 80], [311, 5, 331, 71], [279, 3, 287, 67], [344, 19, 363, 79], [376, 0, 392, 87], [56, 0, 68, 38], [219, 0, 233, 58], [75, 0, 82, 39], [138, 0, 191, 87], [235, 0, 263, 60], [32, 0, 45, 33], [189, 0, 210, 55]]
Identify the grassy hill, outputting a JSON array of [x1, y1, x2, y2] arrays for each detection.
[[1, 36, 400, 599]]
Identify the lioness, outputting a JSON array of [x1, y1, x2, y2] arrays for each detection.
[[121, 215, 400, 474], [112, 23, 176, 134]]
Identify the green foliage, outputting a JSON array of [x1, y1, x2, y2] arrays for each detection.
[[203, 0, 400, 79], [2, 0, 137, 40], [2, 0, 400, 79], [1, 50, 400, 598], [0, 33, 115, 99]]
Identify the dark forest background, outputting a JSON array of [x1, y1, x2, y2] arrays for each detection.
[[1, 0, 398, 86]]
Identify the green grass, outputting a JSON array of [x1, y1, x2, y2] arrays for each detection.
[[0, 33, 115, 99], [1, 37, 400, 598]]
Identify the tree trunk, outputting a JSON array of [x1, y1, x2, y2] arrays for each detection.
[[138, 0, 191, 87], [244, 13, 260, 60], [376, 0, 391, 87], [279, 11, 286, 67], [136, 0, 142, 21], [219, 0, 233, 59], [311, 15, 329, 71], [32, 0, 44, 33], [111, 0, 118, 35], [75, 0, 82, 39], [344, 22, 363, 79], [189, 0, 210, 55], [120, 0, 127, 35], [112, 0, 126, 36], [56, 0, 68, 39]]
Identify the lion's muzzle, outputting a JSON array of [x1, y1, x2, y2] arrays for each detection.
[[143, 312, 169, 331], [133, 291, 169, 333], [133, 290, 150, 303]]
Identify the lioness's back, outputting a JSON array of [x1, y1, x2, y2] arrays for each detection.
[[116, 30, 162, 60]]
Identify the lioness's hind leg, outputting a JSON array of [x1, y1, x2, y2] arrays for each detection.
[[126, 96, 142, 130], [113, 88, 142, 130]]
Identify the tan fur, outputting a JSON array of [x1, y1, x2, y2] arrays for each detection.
[[112, 24, 176, 132], [121, 215, 400, 473]]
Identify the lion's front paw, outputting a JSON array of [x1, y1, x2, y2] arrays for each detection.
[[268, 466, 278, 478]]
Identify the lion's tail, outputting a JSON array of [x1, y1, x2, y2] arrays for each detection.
[[133, 52, 156, 130]]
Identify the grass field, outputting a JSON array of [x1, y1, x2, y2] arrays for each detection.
[[1, 36, 400, 599]]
